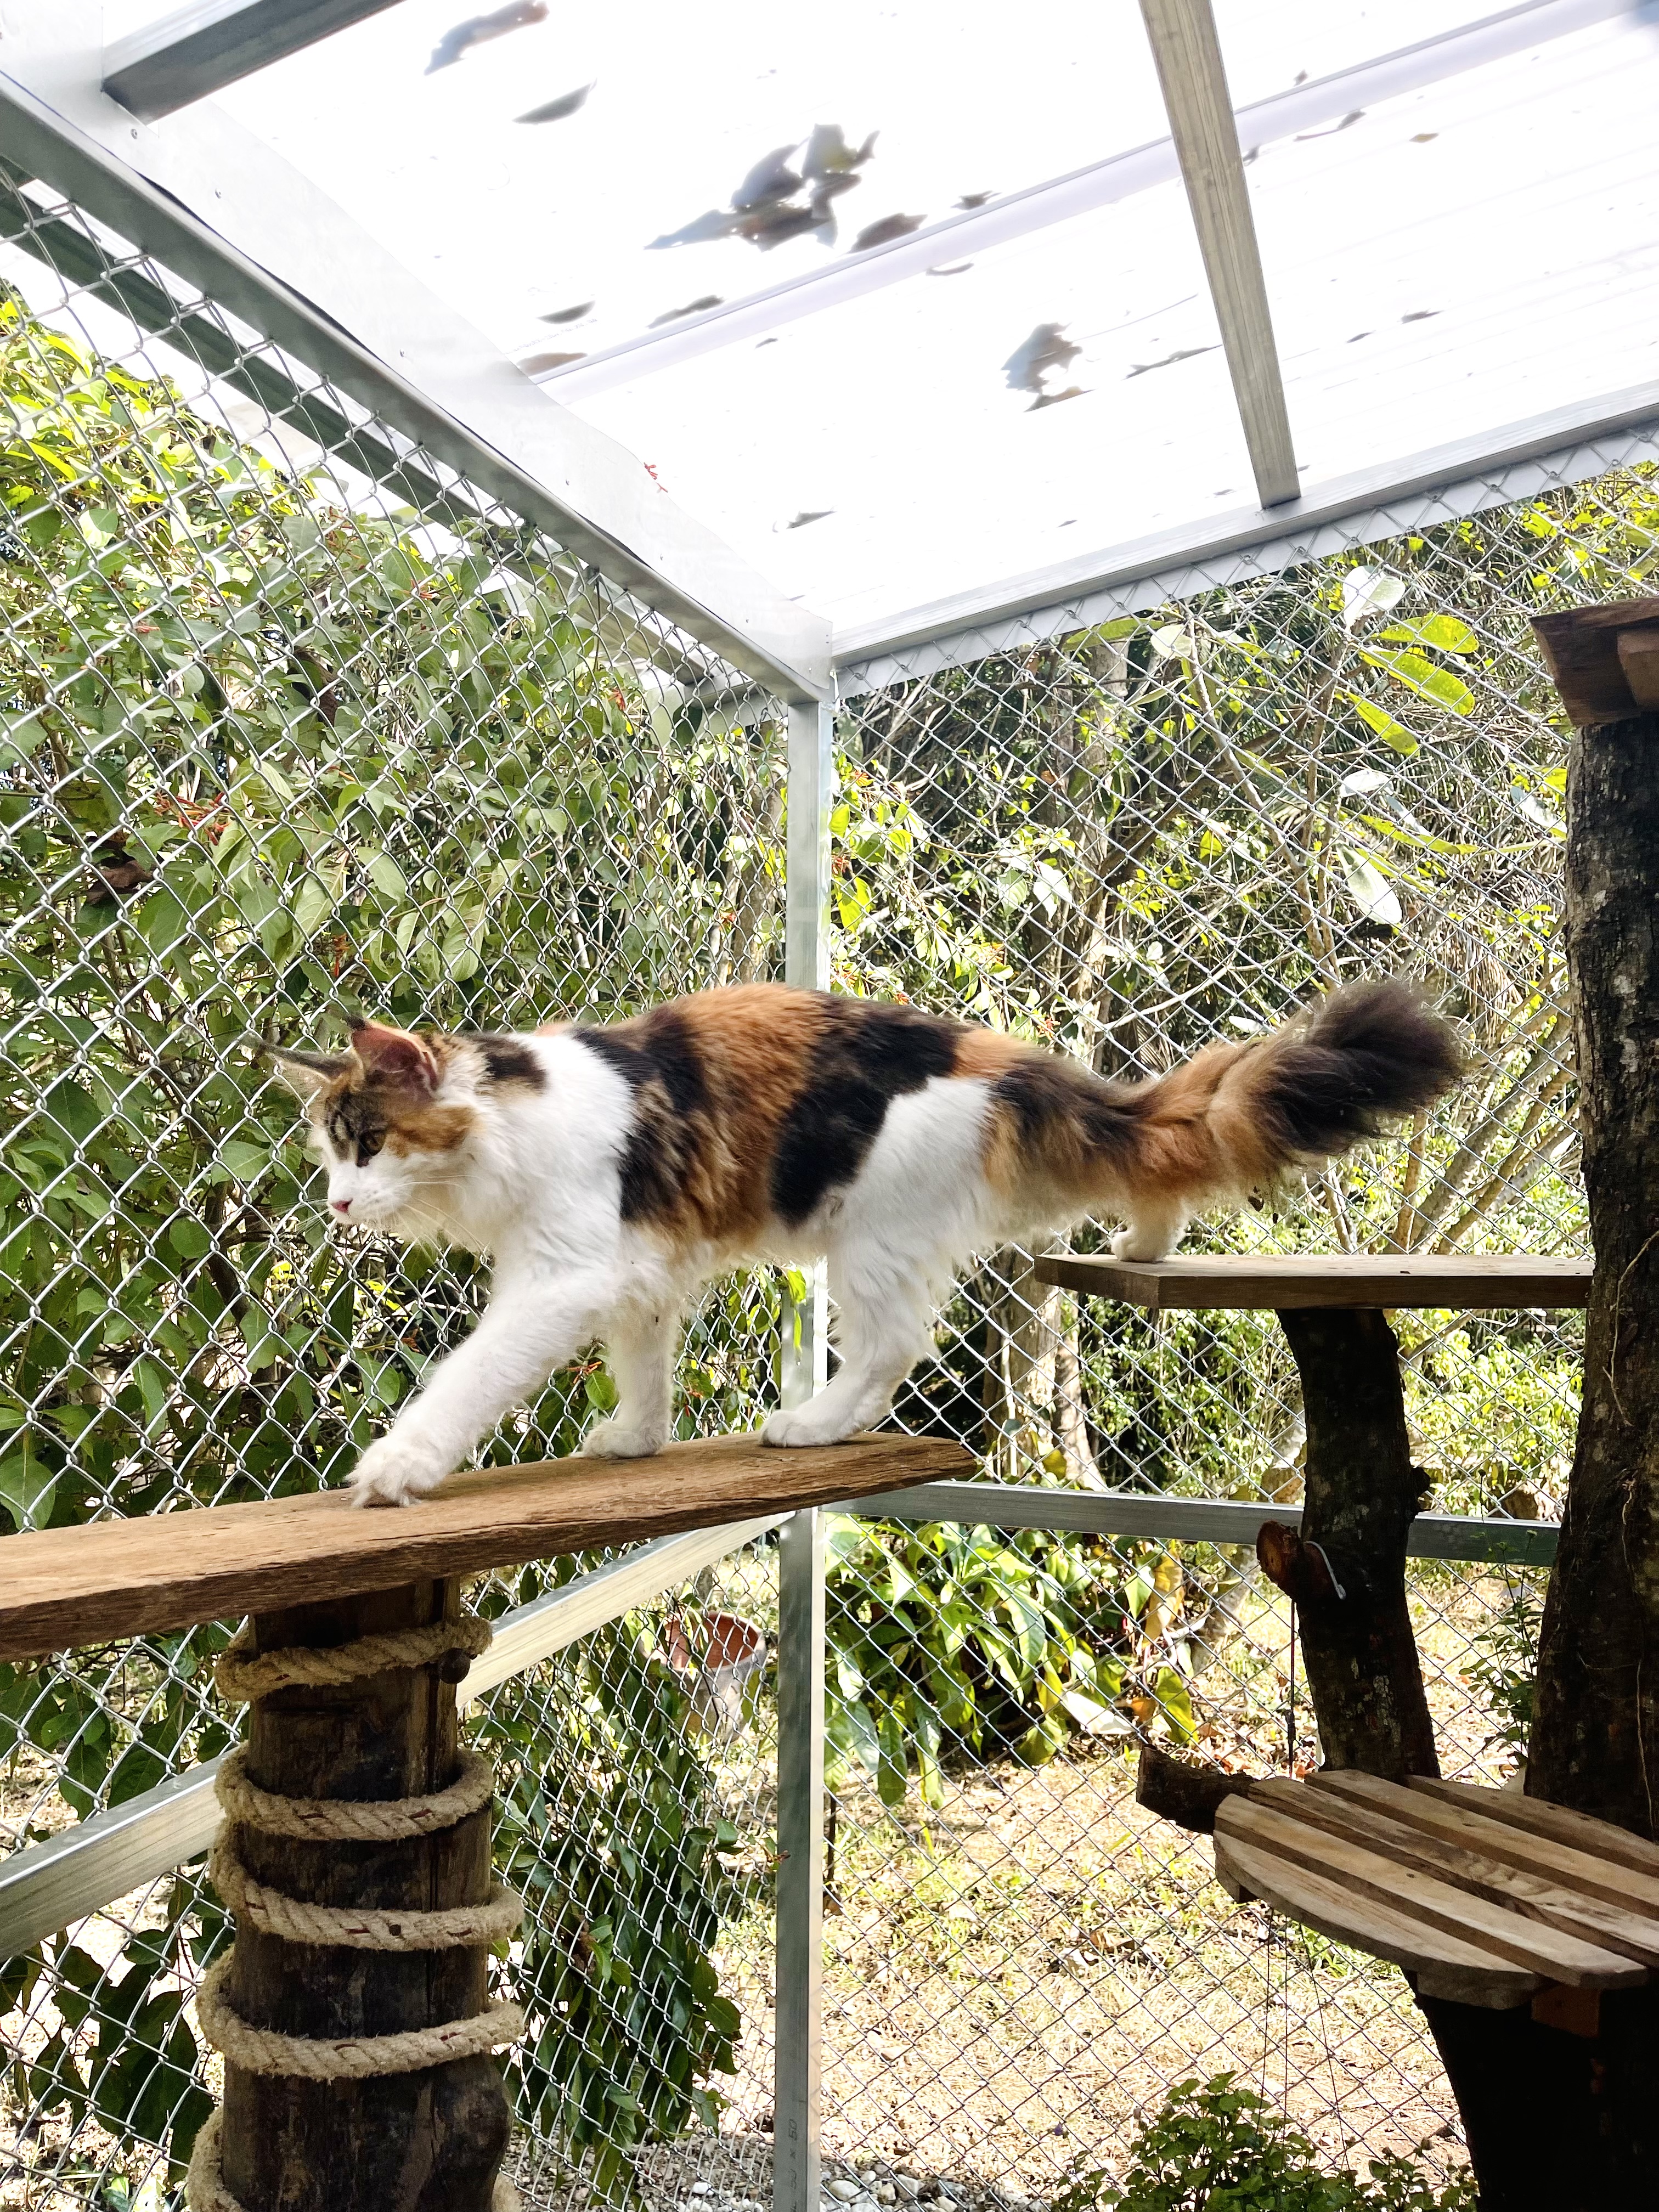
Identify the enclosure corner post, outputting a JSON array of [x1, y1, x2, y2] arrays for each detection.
[[774, 1507, 826, 2212], [781, 699, 835, 1406]]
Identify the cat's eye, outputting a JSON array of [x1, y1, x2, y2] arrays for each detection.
[[357, 1131, 383, 1165]]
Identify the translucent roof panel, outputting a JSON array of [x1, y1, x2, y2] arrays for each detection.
[[106, 0, 1659, 641]]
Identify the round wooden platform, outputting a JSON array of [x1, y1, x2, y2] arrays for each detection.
[[1214, 1773, 1659, 2014]]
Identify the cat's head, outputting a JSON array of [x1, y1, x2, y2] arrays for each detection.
[[261, 1020, 478, 1234]]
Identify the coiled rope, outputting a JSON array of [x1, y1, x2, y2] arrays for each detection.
[[187, 1609, 526, 2212]]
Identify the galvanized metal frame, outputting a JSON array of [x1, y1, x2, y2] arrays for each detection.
[[102, 0, 406, 120], [832, 392, 1659, 684], [773, 1507, 827, 2212], [781, 702, 835, 1412], [1136, 0, 1297, 508], [0, 24, 830, 702], [840, 1485, 1561, 1567]]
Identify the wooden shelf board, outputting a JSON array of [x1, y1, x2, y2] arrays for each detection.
[[1407, 1776, 1659, 1881], [1249, 1779, 1659, 1970], [0, 1431, 972, 1663], [1217, 1797, 1642, 1989], [1036, 1251, 1593, 1312], [1311, 1773, 1659, 1921], [1213, 1771, 1655, 2008], [1212, 1830, 1541, 2008]]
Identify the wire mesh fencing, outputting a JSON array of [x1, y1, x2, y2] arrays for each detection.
[[0, 162, 786, 2209], [807, 448, 1653, 2199], [0, 123, 1643, 2212]]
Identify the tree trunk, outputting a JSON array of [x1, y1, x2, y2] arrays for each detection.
[[219, 1579, 511, 2212], [1259, 1307, 1438, 1779], [1531, 709, 1659, 1829], [1415, 693, 1659, 2207]]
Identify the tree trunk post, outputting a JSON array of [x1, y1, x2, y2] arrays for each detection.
[[1433, 600, 1659, 2207], [218, 1578, 512, 2212], [1258, 1306, 1438, 1780]]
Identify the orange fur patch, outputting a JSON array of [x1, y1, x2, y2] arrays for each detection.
[[384, 1104, 477, 1156], [592, 985, 823, 1252]]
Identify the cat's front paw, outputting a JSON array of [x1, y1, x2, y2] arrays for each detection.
[[761, 1404, 856, 1449], [579, 1417, 667, 1460], [348, 1435, 451, 1508]]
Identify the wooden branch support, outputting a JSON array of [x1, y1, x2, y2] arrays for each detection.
[[215, 1580, 511, 2212], [1135, 1740, 1256, 1833], [1263, 1306, 1438, 1781], [0, 1431, 973, 2212]]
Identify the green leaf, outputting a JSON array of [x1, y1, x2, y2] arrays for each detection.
[[0, 1437, 57, 1532], [1378, 612, 1477, 655], [1362, 647, 1474, 716], [1334, 848, 1403, 928], [1346, 692, 1418, 757], [1152, 1666, 1197, 1744]]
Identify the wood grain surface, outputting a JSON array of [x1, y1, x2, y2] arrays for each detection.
[[0, 1431, 971, 1661], [1533, 595, 1659, 725], [1035, 1251, 1593, 1311], [1212, 1770, 1657, 2010]]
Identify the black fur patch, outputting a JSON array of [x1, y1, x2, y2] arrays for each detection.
[[324, 1088, 386, 1162], [771, 999, 960, 1224], [575, 1007, 712, 1222], [474, 1034, 547, 1090], [1262, 981, 1462, 1158], [992, 1055, 1136, 1157]]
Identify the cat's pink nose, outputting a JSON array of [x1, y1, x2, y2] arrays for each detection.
[[331, 1198, 352, 1217]]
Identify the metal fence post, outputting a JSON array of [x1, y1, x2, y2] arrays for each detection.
[[775, 697, 832, 2212], [774, 1505, 826, 2212], [781, 698, 834, 1409]]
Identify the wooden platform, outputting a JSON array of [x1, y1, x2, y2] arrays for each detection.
[[0, 1432, 970, 1663], [1035, 1252, 1593, 1312], [1214, 1773, 1659, 2010]]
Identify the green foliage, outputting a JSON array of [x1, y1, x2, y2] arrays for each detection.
[[1464, 1569, 1546, 1770], [823, 1513, 1223, 1803], [482, 1600, 745, 2201], [1052, 2076, 1476, 2212], [0, 283, 772, 2185]]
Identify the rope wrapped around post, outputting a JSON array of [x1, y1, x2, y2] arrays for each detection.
[[187, 1606, 526, 2212]]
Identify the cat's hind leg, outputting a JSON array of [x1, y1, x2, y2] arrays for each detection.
[[761, 1250, 936, 1449], [1110, 1197, 1191, 1262], [580, 1301, 682, 1458]]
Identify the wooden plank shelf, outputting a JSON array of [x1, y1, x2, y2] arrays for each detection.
[[1214, 1773, 1655, 2013], [1035, 1251, 1593, 1312], [0, 1431, 972, 1663]]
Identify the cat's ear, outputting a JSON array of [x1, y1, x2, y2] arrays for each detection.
[[252, 1038, 359, 1101], [351, 1020, 442, 1095]]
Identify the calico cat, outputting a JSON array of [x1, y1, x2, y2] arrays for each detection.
[[263, 979, 1459, 1505]]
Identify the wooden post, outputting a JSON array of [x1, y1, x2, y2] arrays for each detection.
[[219, 1579, 510, 2212], [1257, 1307, 1438, 1780], [1414, 600, 1659, 2208]]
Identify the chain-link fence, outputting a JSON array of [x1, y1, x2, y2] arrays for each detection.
[[0, 159, 789, 2209], [0, 126, 1650, 2212], [810, 450, 1650, 2200]]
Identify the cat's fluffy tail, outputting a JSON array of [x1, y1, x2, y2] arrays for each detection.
[[1217, 977, 1463, 1181], [1022, 979, 1463, 1255]]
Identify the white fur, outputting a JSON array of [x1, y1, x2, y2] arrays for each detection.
[[302, 1039, 1166, 1505]]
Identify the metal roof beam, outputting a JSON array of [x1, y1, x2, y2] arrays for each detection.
[[0, 44, 830, 700], [1137, 0, 1296, 507], [829, 379, 1659, 678], [103, 0, 405, 122]]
